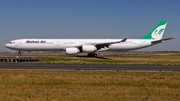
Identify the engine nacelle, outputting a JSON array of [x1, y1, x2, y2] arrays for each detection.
[[82, 45, 97, 52], [66, 47, 80, 55]]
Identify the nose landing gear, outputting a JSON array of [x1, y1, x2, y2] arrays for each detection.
[[18, 51, 21, 56]]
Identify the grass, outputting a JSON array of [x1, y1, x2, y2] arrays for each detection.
[[0, 70, 179, 101], [36, 52, 180, 65], [1, 52, 180, 65], [0, 52, 179, 101]]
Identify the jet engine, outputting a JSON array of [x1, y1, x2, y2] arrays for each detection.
[[82, 45, 97, 52], [66, 47, 80, 54]]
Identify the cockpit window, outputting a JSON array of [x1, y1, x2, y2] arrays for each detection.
[[8, 42, 13, 44]]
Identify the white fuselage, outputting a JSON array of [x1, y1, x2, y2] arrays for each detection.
[[5, 39, 152, 52], [5, 20, 172, 55]]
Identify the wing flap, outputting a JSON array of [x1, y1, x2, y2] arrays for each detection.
[[95, 38, 127, 50], [95, 38, 127, 46]]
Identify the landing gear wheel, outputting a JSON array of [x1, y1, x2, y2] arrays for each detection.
[[87, 53, 97, 57]]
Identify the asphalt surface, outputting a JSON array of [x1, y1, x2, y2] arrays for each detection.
[[0, 63, 180, 71]]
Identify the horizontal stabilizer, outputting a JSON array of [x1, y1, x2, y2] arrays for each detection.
[[151, 38, 174, 44]]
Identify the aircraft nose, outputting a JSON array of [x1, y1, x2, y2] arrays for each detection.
[[5, 44, 8, 47], [5, 43, 10, 48]]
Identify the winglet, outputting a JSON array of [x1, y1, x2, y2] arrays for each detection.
[[119, 38, 127, 42]]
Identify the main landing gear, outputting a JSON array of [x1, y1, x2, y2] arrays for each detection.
[[87, 53, 97, 57]]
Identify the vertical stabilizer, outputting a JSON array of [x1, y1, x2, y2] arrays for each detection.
[[141, 20, 167, 40]]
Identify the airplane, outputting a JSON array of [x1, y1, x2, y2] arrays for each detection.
[[5, 20, 173, 57]]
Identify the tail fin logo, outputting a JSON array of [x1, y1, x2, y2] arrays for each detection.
[[154, 28, 164, 35], [151, 24, 166, 39]]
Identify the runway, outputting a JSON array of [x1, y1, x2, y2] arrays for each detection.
[[0, 63, 180, 71]]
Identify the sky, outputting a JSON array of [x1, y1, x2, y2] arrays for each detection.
[[0, 0, 180, 51]]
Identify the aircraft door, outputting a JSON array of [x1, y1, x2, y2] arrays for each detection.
[[15, 41, 20, 46], [79, 41, 83, 45], [56, 41, 60, 46], [139, 41, 146, 46]]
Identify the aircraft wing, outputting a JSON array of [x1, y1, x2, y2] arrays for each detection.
[[94, 38, 127, 49], [151, 38, 174, 44], [74, 38, 127, 51]]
